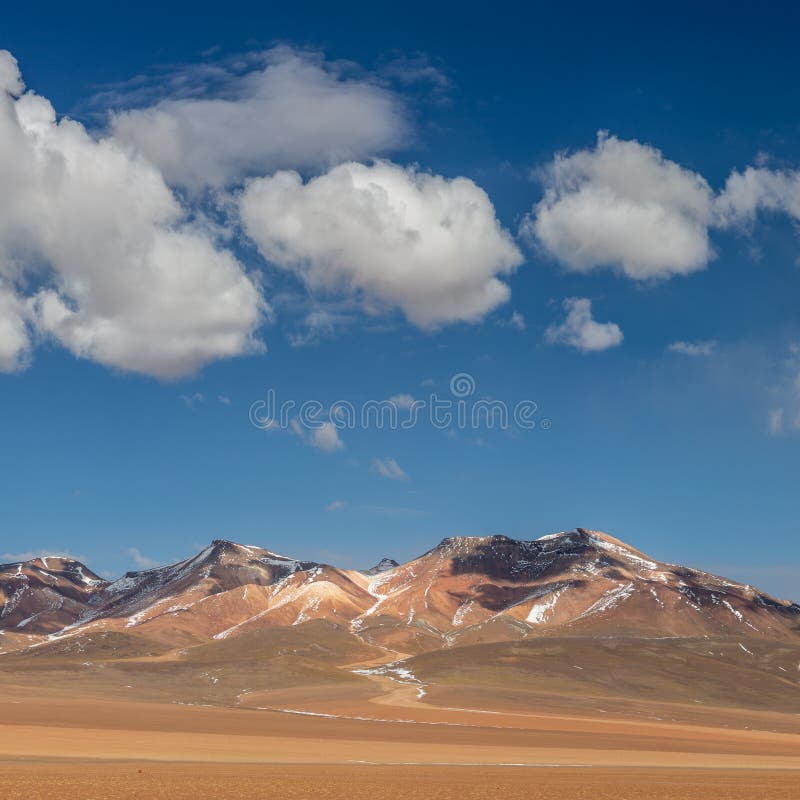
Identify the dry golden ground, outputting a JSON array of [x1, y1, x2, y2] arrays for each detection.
[[1, 629, 799, 798], [0, 685, 798, 800], [0, 763, 798, 800]]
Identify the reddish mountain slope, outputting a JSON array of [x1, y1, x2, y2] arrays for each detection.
[[57, 540, 376, 646], [0, 557, 106, 634], [352, 530, 800, 647], [2, 530, 797, 652]]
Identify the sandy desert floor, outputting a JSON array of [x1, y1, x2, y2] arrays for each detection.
[[1, 630, 798, 799], [0, 678, 798, 799], [1, 762, 798, 800]]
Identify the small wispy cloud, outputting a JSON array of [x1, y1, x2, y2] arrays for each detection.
[[387, 393, 416, 410], [381, 54, 451, 94], [765, 343, 800, 437], [217, 395, 232, 405], [371, 456, 408, 481], [125, 547, 160, 569], [180, 392, 205, 408], [667, 340, 717, 357], [768, 408, 784, 436], [309, 422, 344, 452], [545, 298, 623, 353], [498, 311, 526, 331], [289, 419, 345, 453], [325, 499, 422, 516]]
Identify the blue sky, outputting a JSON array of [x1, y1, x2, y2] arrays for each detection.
[[1, 1, 799, 599]]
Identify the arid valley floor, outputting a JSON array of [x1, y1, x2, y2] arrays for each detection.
[[1, 634, 799, 799]]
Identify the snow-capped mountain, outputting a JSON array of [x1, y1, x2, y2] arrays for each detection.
[[1, 530, 797, 650]]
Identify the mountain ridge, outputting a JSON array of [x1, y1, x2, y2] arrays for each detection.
[[1, 529, 798, 653]]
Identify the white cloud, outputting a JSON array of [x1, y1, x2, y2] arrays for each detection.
[[125, 547, 160, 569], [509, 311, 526, 330], [309, 421, 344, 453], [667, 340, 717, 357], [217, 395, 232, 405], [523, 132, 714, 279], [715, 166, 800, 228], [0, 52, 24, 95], [372, 456, 408, 480], [180, 392, 205, 407], [768, 408, 784, 436], [283, 304, 356, 348], [240, 160, 523, 327], [766, 343, 800, 437], [545, 298, 623, 352], [0, 281, 30, 371], [325, 500, 347, 512], [0, 50, 266, 378], [498, 310, 526, 331], [388, 393, 416, 409], [111, 48, 408, 189], [380, 55, 451, 97]]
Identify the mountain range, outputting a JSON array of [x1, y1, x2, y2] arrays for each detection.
[[2, 529, 798, 655]]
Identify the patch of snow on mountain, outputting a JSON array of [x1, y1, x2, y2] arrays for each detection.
[[1, 585, 27, 618], [722, 600, 759, 631], [579, 582, 635, 618], [526, 589, 563, 624], [16, 612, 39, 629], [589, 535, 659, 571], [126, 599, 168, 627], [353, 660, 427, 699], [72, 565, 104, 586], [677, 585, 702, 611], [293, 595, 322, 625], [452, 600, 475, 627], [535, 531, 569, 542], [213, 609, 271, 640], [649, 587, 665, 608], [354, 567, 410, 623], [105, 574, 143, 594]]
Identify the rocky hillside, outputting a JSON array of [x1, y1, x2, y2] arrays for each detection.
[[0, 557, 106, 634], [1, 530, 798, 652]]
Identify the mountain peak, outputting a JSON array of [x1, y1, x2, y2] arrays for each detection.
[[200, 539, 299, 566], [433, 534, 514, 552], [209, 538, 251, 554], [363, 557, 399, 576]]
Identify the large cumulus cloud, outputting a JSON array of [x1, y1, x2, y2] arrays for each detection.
[[0, 50, 266, 378], [111, 48, 409, 190], [522, 132, 715, 280], [239, 160, 523, 327]]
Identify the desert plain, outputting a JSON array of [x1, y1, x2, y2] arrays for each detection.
[[0, 640, 798, 799]]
